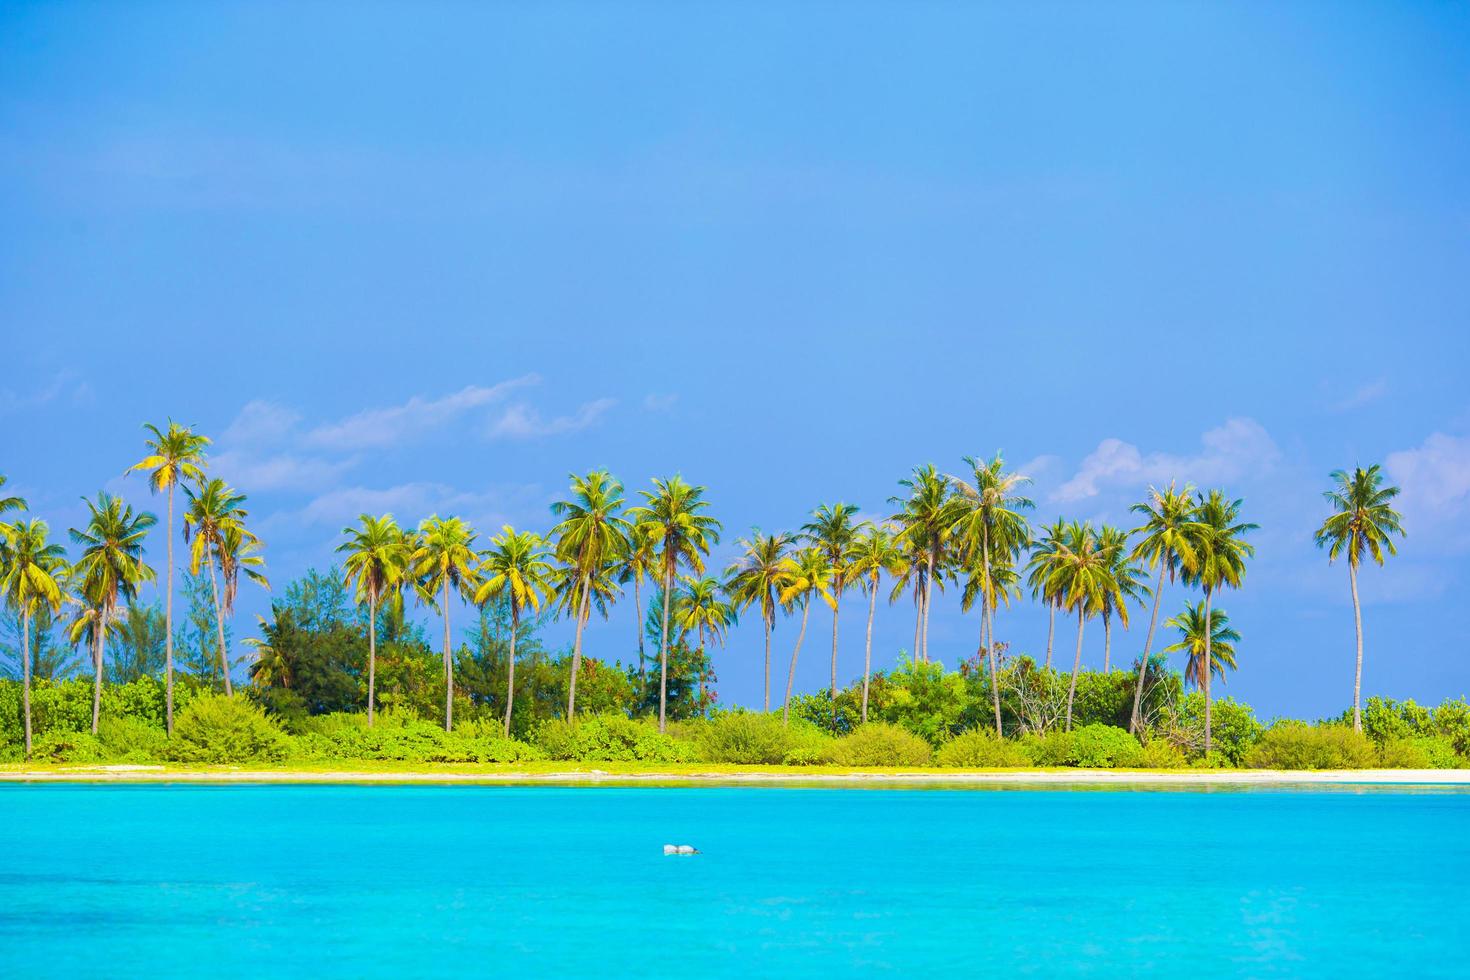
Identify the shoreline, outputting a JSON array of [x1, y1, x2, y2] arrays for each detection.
[[3, 766, 1469, 786]]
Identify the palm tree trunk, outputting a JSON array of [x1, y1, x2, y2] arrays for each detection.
[[367, 594, 378, 726], [658, 563, 674, 733], [782, 600, 811, 726], [697, 624, 707, 711], [634, 575, 645, 697], [22, 608, 32, 760], [1065, 607, 1084, 731], [1130, 562, 1167, 734], [922, 551, 936, 661], [92, 618, 104, 735], [1103, 616, 1111, 673], [912, 584, 922, 661], [1045, 599, 1055, 669], [862, 579, 876, 724], [443, 578, 454, 732], [206, 554, 232, 697], [829, 578, 841, 722], [1203, 588, 1213, 757], [762, 607, 772, 712], [165, 483, 175, 735], [568, 575, 590, 721], [504, 603, 519, 736], [983, 527, 1001, 734], [1350, 561, 1364, 732]]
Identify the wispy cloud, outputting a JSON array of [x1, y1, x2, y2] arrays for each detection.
[[0, 369, 93, 413], [1331, 379, 1389, 413], [287, 481, 544, 531], [1386, 432, 1470, 552], [1051, 418, 1280, 502], [304, 376, 540, 450], [643, 393, 679, 412], [210, 449, 357, 494], [487, 398, 615, 440]]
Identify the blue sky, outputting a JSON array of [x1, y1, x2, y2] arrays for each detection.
[[2, 2, 1468, 719]]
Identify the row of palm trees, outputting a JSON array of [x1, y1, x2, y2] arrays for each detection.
[[1, 418, 1407, 757]]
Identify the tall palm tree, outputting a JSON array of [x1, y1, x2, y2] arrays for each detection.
[[673, 575, 735, 710], [338, 514, 409, 726], [0, 520, 69, 758], [1025, 518, 1068, 669], [889, 465, 961, 661], [475, 526, 553, 735], [1042, 521, 1109, 731], [409, 516, 480, 731], [1314, 464, 1405, 732], [1126, 483, 1198, 733], [1096, 524, 1148, 673], [1182, 490, 1256, 755], [951, 453, 1034, 732], [630, 476, 720, 733], [778, 546, 833, 726], [126, 422, 209, 732], [1164, 601, 1240, 692], [67, 494, 157, 734], [802, 503, 861, 708], [550, 471, 631, 721], [887, 530, 927, 659], [181, 478, 259, 696], [724, 530, 795, 711], [616, 525, 657, 695], [848, 522, 903, 723]]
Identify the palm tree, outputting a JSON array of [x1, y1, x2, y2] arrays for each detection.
[[67, 494, 157, 734], [889, 465, 961, 661], [338, 514, 409, 726], [778, 546, 833, 725], [409, 516, 479, 731], [673, 575, 735, 710], [181, 478, 258, 696], [1182, 490, 1256, 755], [1164, 601, 1240, 692], [1042, 521, 1109, 731], [1096, 525, 1148, 674], [887, 530, 927, 660], [1025, 519, 1068, 669], [802, 503, 861, 708], [723, 530, 795, 711], [951, 453, 1034, 733], [550, 471, 631, 721], [1314, 464, 1405, 732], [630, 476, 721, 732], [126, 421, 209, 732], [475, 526, 553, 735], [0, 520, 69, 758], [848, 522, 903, 723], [1126, 483, 1198, 734], [615, 525, 656, 696]]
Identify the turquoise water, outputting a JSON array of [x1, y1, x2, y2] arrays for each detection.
[[2, 783, 1468, 976]]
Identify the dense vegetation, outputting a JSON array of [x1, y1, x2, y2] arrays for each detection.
[[0, 422, 1439, 770]]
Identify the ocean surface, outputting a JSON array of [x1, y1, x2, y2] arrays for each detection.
[[2, 782, 1467, 976]]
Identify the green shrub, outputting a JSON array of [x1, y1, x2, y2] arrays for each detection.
[[534, 714, 696, 763], [1244, 722, 1377, 770], [693, 712, 833, 765], [935, 730, 1028, 768], [1138, 738, 1188, 769], [1376, 735, 1462, 769], [1021, 730, 1076, 767], [97, 716, 168, 762], [1070, 724, 1145, 768], [30, 730, 106, 763], [167, 695, 290, 765], [827, 723, 932, 767], [1166, 694, 1263, 765]]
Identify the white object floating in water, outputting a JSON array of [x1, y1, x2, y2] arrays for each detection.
[[662, 844, 700, 855]]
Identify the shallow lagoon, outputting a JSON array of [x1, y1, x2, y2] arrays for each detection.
[[3, 784, 1467, 976]]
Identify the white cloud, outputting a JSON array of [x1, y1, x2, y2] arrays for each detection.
[[1331, 379, 1389, 413], [487, 398, 615, 440], [1052, 418, 1280, 502], [210, 449, 356, 494], [1386, 432, 1470, 549], [289, 481, 543, 532], [221, 400, 301, 445], [643, 393, 679, 412], [0, 369, 93, 413], [304, 376, 540, 450]]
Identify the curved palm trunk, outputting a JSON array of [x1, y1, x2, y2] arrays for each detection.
[[862, 579, 877, 724], [762, 607, 773, 712], [165, 484, 176, 735], [1130, 562, 1167, 734], [504, 603, 519, 736], [983, 528, 1002, 734], [442, 579, 455, 731], [21, 609, 32, 759], [634, 575, 645, 697], [911, 584, 922, 661], [92, 618, 105, 735], [1203, 588, 1214, 756], [367, 594, 378, 727], [697, 625, 707, 712], [829, 577, 841, 721], [922, 552, 936, 661], [568, 576, 590, 721], [205, 553, 232, 697], [782, 599, 811, 726], [1065, 607, 1085, 731], [657, 563, 675, 733], [1044, 600, 1055, 669], [1350, 562, 1364, 732]]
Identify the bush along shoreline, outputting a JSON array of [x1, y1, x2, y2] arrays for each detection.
[[5, 664, 1467, 771]]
